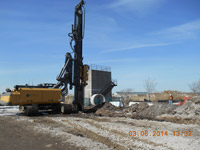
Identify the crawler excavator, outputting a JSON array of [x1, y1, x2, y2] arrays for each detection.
[[0, 0, 88, 115]]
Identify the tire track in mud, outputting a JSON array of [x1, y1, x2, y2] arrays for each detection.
[[18, 117, 109, 150], [17, 116, 175, 150], [50, 118, 127, 149], [59, 117, 170, 150], [47, 117, 121, 149], [49, 117, 133, 150], [83, 119, 174, 150], [62, 120, 126, 150], [84, 120, 142, 150], [47, 116, 173, 150], [18, 116, 200, 150], [58, 121, 128, 149], [74, 117, 200, 150]]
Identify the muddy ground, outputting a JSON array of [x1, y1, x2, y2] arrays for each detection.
[[0, 97, 200, 150], [0, 114, 199, 149], [0, 117, 77, 150]]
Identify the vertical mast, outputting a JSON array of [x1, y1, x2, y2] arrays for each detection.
[[72, 0, 85, 111]]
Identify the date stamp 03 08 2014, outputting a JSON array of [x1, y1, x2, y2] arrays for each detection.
[[129, 131, 192, 137]]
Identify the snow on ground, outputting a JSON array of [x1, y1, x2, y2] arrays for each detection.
[[0, 106, 19, 116]]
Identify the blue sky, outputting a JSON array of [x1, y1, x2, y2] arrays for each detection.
[[0, 0, 200, 93]]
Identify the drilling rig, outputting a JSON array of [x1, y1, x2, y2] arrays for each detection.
[[54, 0, 88, 113], [0, 0, 88, 115]]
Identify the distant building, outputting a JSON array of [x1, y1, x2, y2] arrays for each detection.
[[116, 92, 147, 96]]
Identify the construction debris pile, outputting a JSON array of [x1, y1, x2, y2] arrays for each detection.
[[157, 96, 200, 124], [127, 102, 177, 120], [175, 96, 200, 115], [95, 102, 121, 117], [93, 96, 200, 124]]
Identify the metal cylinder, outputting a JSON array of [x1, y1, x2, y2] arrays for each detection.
[[90, 94, 105, 106]]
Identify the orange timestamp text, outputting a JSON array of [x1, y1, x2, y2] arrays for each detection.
[[129, 131, 192, 137]]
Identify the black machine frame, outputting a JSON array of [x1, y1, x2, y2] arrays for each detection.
[[54, 0, 86, 111]]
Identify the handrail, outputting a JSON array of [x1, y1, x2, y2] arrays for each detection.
[[89, 64, 111, 72]]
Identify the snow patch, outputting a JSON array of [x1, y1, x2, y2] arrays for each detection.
[[0, 106, 19, 116]]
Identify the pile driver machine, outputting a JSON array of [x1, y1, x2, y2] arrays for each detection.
[[0, 0, 89, 115], [54, 0, 88, 112]]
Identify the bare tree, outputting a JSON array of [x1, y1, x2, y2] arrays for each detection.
[[144, 78, 157, 101], [189, 79, 200, 95]]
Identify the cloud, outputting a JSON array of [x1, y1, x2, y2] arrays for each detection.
[[102, 42, 173, 53], [102, 19, 200, 53], [153, 19, 200, 40], [109, 0, 165, 16]]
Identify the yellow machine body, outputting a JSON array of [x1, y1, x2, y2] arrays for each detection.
[[0, 88, 61, 106]]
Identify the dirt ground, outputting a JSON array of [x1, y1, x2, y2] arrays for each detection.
[[0, 117, 78, 150], [0, 97, 200, 150], [0, 114, 199, 150]]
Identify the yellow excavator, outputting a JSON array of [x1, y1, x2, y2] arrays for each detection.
[[0, 84, 62, 115], [0, 0, 88, 116]]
